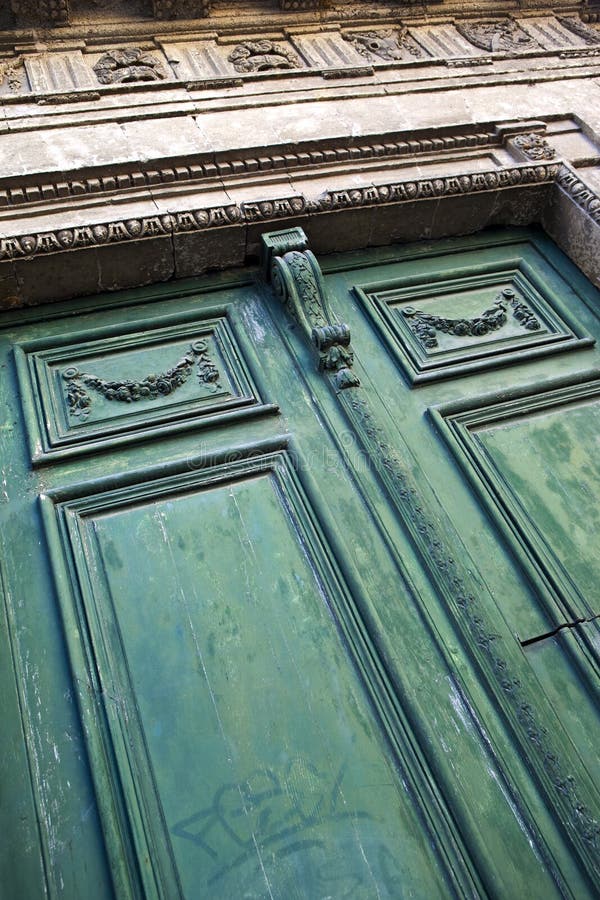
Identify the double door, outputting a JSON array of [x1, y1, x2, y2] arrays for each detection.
[[1, 227, 599, 898]]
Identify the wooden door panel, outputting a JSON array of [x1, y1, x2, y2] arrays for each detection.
[[430, 375, 600, 788], [353, 238, 594, 385], [0, 562, 48, 899], [433, 375, 600, 632], [42, 447, 453, 899], [15, 306, 273, 464]]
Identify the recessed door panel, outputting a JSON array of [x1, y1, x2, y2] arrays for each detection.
[[44, 451, 450, 899]]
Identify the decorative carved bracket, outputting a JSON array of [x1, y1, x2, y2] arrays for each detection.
[[261, 228, 359, 390]]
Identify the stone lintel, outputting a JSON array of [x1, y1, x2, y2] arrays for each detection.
[[0, 163, 565, 308]]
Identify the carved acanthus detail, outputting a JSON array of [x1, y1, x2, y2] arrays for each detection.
[[456, 20, 538, 53], [343, 29, 422, 61], [262, 228, 359, 390], [403, 287, 540, 349], [63, 340, 221, 421], [557, 16, 600, 44], [228, 41, 300, 74], [510, 133, 556, 161], [93, 49, 168, 85]]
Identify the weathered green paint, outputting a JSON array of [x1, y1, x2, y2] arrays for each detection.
[[0, 228, 599, 898]]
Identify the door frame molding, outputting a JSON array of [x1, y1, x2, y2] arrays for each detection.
[[1, 118, 600, 308]]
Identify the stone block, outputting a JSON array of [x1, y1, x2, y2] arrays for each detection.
[[542, 184, 600, 288], [0, 262, 20, 309], [96, 235, 175, 293], [490, 183, 550, 226], [11, 247, 100, 306], [305, 205, 376, 255], [120, 117, 207, 161], [172, 225, 246, 278]]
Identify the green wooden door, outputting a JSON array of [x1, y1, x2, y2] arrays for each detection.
[[0, 227, 598, 899]]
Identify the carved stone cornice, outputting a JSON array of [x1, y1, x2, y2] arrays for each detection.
[[0, 128, 499, 210], [556, 164, 600, 224], [279, 0, 323, 8], [0, 163, 560, 264]]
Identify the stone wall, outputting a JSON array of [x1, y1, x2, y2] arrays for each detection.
[[1, 1, 600, 306]]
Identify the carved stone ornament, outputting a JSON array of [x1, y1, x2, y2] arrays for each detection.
[[62, 340, 221, 421], [152, 0, 210, 18], [403, 287, 540, 349], [343, 29, 422, 61], [456, 20, 538, 53], [557, 16, 600, 45], [510, 133, 556, 161], [93, 48, 168, 85], [279, 0, 322, 9], [10, 0, 70, 26], [228, 41, 300, 74], [262, 228, 359, 390], [0, 57, 24, 93]]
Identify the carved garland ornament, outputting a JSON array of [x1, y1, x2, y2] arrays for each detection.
[[63, 340, 221, 421], [228, 41, 300, 74], [403, 287, 540, 349], [261, 227, 600, 877], [93, 49, 168, 85]]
